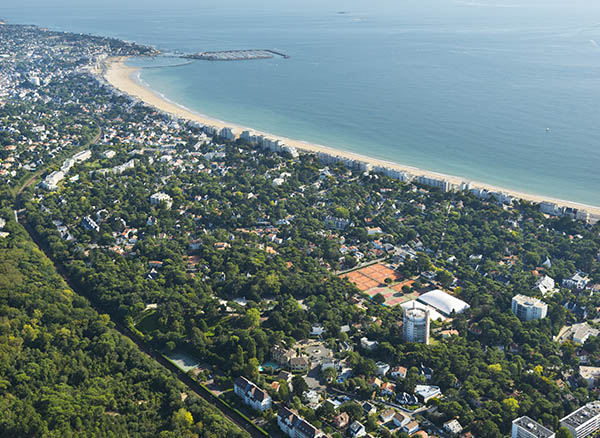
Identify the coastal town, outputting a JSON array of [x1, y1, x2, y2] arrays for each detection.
[[1, 21, 600, 438]]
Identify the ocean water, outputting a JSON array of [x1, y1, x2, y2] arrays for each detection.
[[3, 0, 600, 206]]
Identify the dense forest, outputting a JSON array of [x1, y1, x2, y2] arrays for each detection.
[[0, 212, 248, 438]]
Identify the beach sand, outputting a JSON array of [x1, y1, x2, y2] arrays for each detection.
[[101, 56, 600, 219]]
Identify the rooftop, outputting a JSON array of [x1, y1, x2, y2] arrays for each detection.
[[513, 416, 555, 438], [561, 402, 600, 429], [512, 294, 547, 308], [417, 289, 469, 316]]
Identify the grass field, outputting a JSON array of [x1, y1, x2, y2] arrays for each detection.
[[364, 287, 421, 306], [136, 309, 160, 333]]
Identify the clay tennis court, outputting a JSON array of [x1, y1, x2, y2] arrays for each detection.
[[340, 263, 403, 291]]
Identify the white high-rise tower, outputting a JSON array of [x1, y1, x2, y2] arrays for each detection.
[[403, 305, 430, 344]]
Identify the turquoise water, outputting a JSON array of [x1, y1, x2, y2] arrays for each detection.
[[258, 362, 280, 372], [3, 1, 600, 205]]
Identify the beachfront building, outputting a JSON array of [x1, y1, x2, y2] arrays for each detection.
[[560, 402, 600, 438], [277, 406, 325, 438], [540, 201, 562, 216], [403, 305, 430, 344], [512, 295, 548, 321], [282, 145, 299, 158], [511, 416, 555, 438], [316, 151, 372, 172], [240, 130, 259, 145], [219, 127, 235, 141], [233, 376, 272, 412], [202, 125, 218, 136], [416, 175, 453, 192], [372, 165, 411, 182]]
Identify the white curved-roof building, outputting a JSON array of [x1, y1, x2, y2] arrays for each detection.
[[417, 289, 469, 316]]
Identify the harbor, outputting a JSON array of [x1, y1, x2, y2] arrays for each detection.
[[183, 49, 290, 61]]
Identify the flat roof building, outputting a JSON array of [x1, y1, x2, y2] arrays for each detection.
[[403, 305, 430, 344], [560, 401, 600, 438], [512, 416, 555, 438], [512, 295, 548, 321]]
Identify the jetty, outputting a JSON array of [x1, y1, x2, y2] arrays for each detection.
[[183, 49, 289, 61]]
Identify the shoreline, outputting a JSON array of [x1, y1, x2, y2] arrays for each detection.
[[100, 56, 600, 219]]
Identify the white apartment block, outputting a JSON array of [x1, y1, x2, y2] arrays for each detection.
[[560, 402, 600, 438], [150, 192, 173, 209], [512, 294, 548, 321], [512, 416, 555, 438]]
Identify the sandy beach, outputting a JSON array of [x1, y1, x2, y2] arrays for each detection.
[[101, 56, 600, 219]]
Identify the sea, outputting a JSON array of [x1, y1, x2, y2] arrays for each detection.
[[3, 0, 600, 206]]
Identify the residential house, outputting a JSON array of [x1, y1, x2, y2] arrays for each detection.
[[379, 409, 395, 423], [277, 370, 293, 383], [396, 392, 418, 405], [563, 272, 590, 290], [403, 420, 420, 435], [393, 412, 410, 428], [441, 329, 459, 339], [272, 345, 296, 366], [277, 406, 325, 438], [304, 390, 320, 407], [381, 382, 396, 396], [579, 366, 600, 388], [376, 362, 390, 376], [535, 275, 557, 296], [390, 366, 407, 379], [233, 376, 272, 412], [81, 216, 100, 232], [415, 385, 441, 403], [362, 402, 377, 416], [360, 337, 378, 351], [290, 357, 310, 372], [349, 420, 367, 437], [333, 412, 350, 428], [310, 326, 325, 337], [444, 419, 463, 434], [368, 377, 382, 389], [419, 364, 433, 381]]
